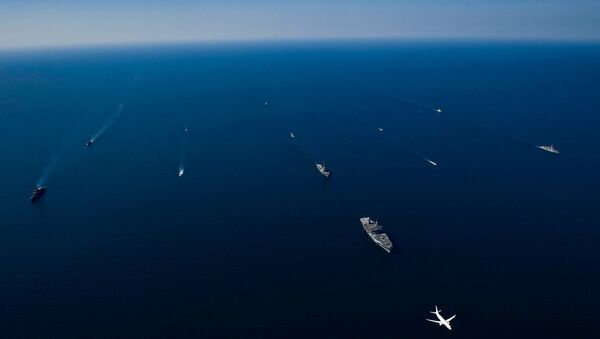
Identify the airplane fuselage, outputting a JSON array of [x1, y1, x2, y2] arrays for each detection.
[[434, 312, 452, 330]]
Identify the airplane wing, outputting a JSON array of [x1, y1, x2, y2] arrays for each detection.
[[446, 315, 456, 322], [426, 318, 442, 324]]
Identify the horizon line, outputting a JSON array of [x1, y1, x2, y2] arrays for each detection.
[[2, 36, 600, 53]]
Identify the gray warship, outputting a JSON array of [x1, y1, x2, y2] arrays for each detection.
[[537, 145, 560, 154], [360, 217, 393, 253], [316, 163, 330, 178]]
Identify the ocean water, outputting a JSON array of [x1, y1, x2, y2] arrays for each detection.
[[1, 41, 599, 338]]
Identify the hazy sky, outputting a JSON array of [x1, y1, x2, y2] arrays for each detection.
[[1, 0, 599, 49]]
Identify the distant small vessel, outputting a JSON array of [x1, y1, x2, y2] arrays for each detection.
[[30, 186, 47, 202], [426, 159, 437, 166], [316, 163, 330, 178], [537, 145, 560, 154], [435, 108, 442, 113], [178, 168, 185, 177], [184, 128, 189, 132], [290, 132, 296, 138], [360, 217, 393, 253], [264, 101, 269, 106], [85, 139, 94, 147], [378, 127, 384, 132]]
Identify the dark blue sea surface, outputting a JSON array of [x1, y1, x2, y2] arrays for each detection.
[[1, 41, 599, 338]]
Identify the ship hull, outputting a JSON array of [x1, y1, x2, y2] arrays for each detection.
[[536, 145, 559, 154]]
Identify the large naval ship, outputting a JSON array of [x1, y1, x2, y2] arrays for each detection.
[[360, 217, 393, 253], [316, 163, 330, 178], [537, 145, 560, 154], [30, 186, 47, 202]]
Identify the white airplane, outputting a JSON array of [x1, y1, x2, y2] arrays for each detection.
[[426, 305, 455, 330]]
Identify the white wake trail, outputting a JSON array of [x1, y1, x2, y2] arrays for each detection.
[[90, 103, 124, 142]]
